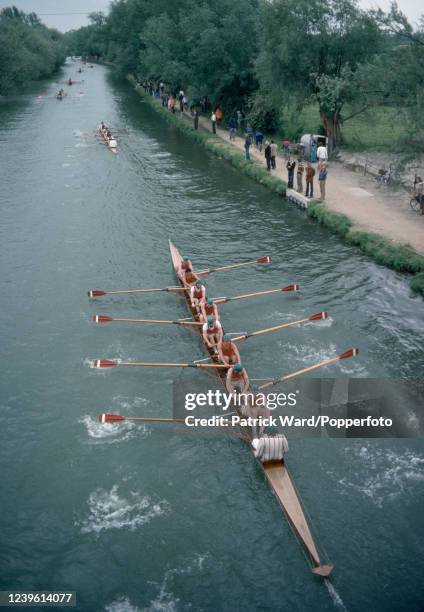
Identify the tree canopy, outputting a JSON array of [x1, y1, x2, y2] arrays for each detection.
[[0, 6, 66, 95], [65, 0, 424, 151]]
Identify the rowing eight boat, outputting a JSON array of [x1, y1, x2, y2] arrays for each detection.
[[99, 128, 117, 154], [169, 240, 333, 577]]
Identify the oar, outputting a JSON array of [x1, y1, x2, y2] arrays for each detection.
[[232, 311, 328, 341], [258, 348, 359, 390], [92, 359, 230, 369], [195, 256, 271, 275], [213, 284, 299, 304], [93, 315, 201, 326], [88, 286, 185, 298], [99, 413, 186, 424]]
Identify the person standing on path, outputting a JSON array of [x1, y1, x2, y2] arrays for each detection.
[[211, 111, 217, 134], [318, 163, 327, 200], [296, 158, 305, 193], [245, 134, 251, 160], [229, 116, 237, 140], [264, 141, 272, 171], [194, 109, 199, 130], [310, 138, 318, 163], [317, 142, 328, 169], [286, 158, 296, 188], [236, 110, 243, 132], [255, 129, 263, 151], [305, 163, 315, 198], [282, 137, 290, 159], [270, 140, 277, 169]]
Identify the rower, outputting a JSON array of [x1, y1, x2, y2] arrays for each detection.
[[178, 255, 193, 279], [200, 297, 219, 322], [226, 363, 250, 394], [99, 121, 106, 131], [106, 129, 112, 139], [242, 383, 270, 437], [190, 279, 206, 310], [218, 333, 240, 366], [183, 268, 198, 286], [68, 78, 72, 85], [202, 315, 223, 350]]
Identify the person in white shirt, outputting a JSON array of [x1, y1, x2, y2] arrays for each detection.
[[317, 143, 328, 168], [202, 316, 223, 349], [211, 112, 217, 134]]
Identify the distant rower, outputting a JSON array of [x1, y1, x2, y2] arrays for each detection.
[[218, 333, 241, 366], [226, 363, 250, 394], [202, 315, 223, 349]]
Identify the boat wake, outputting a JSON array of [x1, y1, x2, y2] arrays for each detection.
[[79, 485, 169, 534], [325, 579, 349, 611], [339, 442, 424, 507]]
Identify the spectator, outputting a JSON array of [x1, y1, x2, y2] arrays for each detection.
[[318, 163, 328, 200], [317, 141, 328, 168], [215, 106, 223, 125], [310, 138, 318, 163], [255, 129, 263, 152], [282, 137, 290, 159], [211, 111, 217, 134], [286, 158, 296, 188], [229, 116, 237, 140], [244, 134, 251, 160], [296, 158, 305, 193], [305, 163, 315, 198], [236, 110, 243, 132], [264, 141, 272, 171], [194, 109, 199, 130], [270, 140, 278, 169]]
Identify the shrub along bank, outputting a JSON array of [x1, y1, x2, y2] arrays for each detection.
[[132, 79, 424, 297]]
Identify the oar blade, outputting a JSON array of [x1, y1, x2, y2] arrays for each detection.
[[88, 290, 106, 297], [93, 315, 113, 323], [258, 256, 272, 264], [98, 413, 125, 423], [282, 284, 299, 292], [92, 359, 118, 369], [309, 311, 328, 321], [339, 348, 359, 360]]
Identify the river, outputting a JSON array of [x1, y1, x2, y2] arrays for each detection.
[[0, 61, 423, 612]]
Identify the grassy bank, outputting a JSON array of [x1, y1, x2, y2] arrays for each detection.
[[132, 79, 424, 297]]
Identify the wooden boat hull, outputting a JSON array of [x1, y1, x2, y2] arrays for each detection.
[[169, 239, 332, 577]]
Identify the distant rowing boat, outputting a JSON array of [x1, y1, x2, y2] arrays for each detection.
[[98, 128, 117, 154]]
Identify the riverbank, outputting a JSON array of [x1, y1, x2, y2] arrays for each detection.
[[131, 79, 424, 297]]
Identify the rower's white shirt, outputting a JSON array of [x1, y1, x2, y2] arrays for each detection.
[[190, 285, 205, 299], [202, 320, 222, 333], [317, 145, 328, 159]]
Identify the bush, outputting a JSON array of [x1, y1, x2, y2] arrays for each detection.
[[246, 91, 279, 133]]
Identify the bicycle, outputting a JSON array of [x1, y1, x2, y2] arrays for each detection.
[[410, 195, 423, 213]]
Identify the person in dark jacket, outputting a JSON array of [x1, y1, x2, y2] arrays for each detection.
[[305, 163, 315, 198], [264, 142, 272, 171], [286, 158, 296, 189]]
